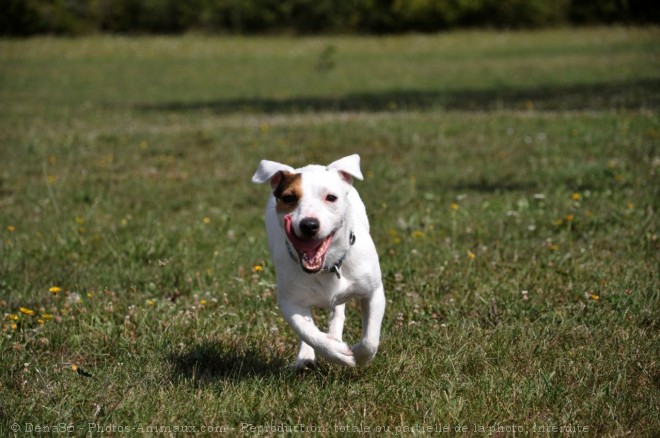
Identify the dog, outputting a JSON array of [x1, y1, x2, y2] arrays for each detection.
[[252, 154, 385, 369]]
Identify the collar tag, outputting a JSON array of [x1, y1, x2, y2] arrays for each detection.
[[326, 231, 355, 279]]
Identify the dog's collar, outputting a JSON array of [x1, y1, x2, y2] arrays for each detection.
[[285, 231, 356, 279], [324, 231, 356, 279]]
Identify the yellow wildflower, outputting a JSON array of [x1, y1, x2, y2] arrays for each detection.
[[7, 225, 15, 232], [146, 299, 156, 306], [37, 319, 45, 325], [564, 213, 574, 222], [590, 294, 600, 301], [10, 323, 17, 330], [571, 192, 581, 201], [252, 265, 264, 273], [19, 307, 35, 316], [41, 313, 53, 320], [49, 286, 62, 295], [200, 299, 207, 306], [450, 203, 459, 211], [549, 243, 559, 251], [71, 364, 92, 377], [411, 230, 425, 239], [203, 217, 211, 224], [467, 250, 476, 260]]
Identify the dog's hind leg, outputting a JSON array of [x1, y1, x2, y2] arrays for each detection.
[[293, 340, 317, 370], [280, 301, 356, 367], [327, 304, 346, 342], [353, 283, 386, 366]]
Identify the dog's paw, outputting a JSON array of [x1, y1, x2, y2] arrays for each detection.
[[290, 358, 317, 371], [291, 344, 317, 371], [318, 336, 356, 367], [352, 340, 378, 367]]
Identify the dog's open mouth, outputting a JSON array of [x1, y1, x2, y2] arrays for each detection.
[[285, 216, 334, 273]]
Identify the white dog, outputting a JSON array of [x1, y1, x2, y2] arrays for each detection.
[[252, 154, 385, 369]]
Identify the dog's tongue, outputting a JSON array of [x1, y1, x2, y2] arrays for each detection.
[[284, 216, 324, 256], [284, 216, 334, 273]]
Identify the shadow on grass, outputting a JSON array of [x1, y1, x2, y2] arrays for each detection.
[[137, 79, 659, 114], [168, 340, 369, 385], [168, 340, 287, 384]]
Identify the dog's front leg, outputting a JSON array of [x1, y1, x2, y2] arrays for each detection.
[[279, 301, 356, 368], [353, 283, 386, 366]]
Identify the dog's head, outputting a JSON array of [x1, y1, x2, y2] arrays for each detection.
[[252, 154, 363, 273]]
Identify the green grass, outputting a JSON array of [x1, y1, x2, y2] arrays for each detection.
[[1, 27, 658, 436]]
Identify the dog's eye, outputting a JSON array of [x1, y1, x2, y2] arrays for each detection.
[[325, 194, 338, 203], [280, 194, 297, 204]]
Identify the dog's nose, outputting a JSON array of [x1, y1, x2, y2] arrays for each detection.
[[299, 217, 320, 238]]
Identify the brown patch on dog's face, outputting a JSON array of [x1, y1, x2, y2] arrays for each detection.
[[273, 171, 303, 214]]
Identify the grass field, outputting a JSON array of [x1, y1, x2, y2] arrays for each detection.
[[1, 27, 659, 436]]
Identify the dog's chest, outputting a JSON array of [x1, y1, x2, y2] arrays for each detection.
[[285, 274, 366, 309]]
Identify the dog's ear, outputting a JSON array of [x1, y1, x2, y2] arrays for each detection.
[[327, 154, 363, 184], [252, 160, 295, 188]]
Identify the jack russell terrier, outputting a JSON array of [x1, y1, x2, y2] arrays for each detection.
[[252, 154, 385, 369]]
